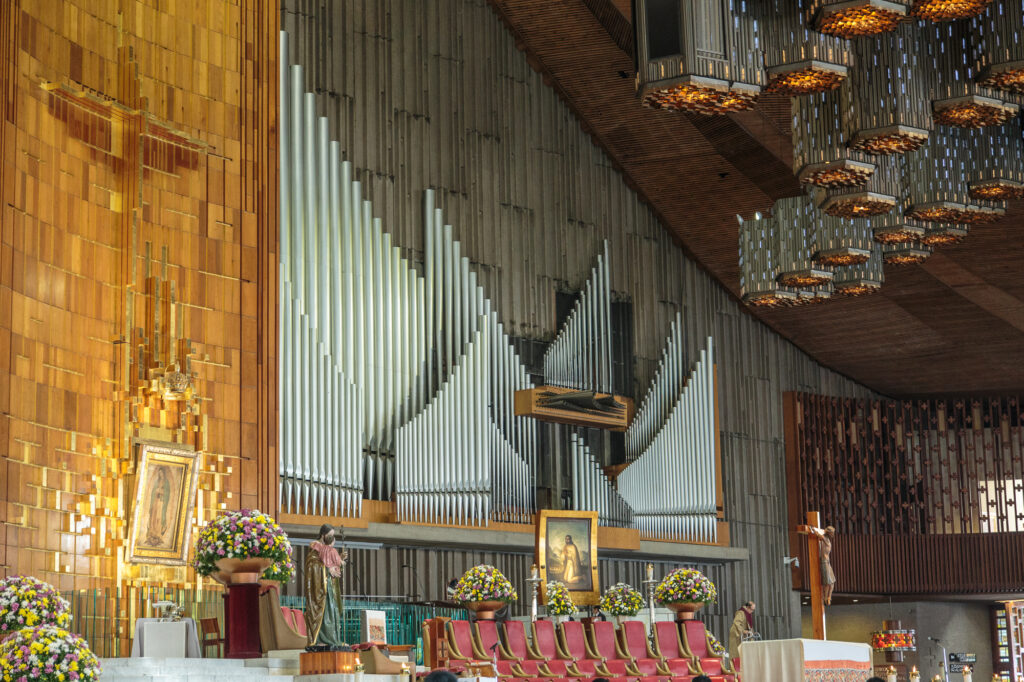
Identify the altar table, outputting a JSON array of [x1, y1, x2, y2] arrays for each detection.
[[739, 638, 872, 682], [130, 618, 202, 658]]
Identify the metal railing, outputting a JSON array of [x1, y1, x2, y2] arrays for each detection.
[[280, 595, 466, 645]]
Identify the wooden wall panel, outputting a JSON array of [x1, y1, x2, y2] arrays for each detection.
[[280, 0, 876, 639], [0, 0, 277, 589]]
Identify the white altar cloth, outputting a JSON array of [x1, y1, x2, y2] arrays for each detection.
[[130, 617, 202, 658], [739, 638, 872, 682]]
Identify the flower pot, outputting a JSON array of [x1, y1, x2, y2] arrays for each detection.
[[464, 600, 506, 620], [215, 557, 273, 585], [665, 601, 705, 621]]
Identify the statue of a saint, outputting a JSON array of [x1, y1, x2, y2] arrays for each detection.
[[304, 523, 349, 648], [561, 535, 582, 586], [809, 525, 836, 605]]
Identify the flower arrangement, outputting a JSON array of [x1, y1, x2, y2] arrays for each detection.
[[870, 630, 915, 651], [0, 624, 101, 682], [0, 576, 71, 635], [598, 582, 644, 617], [654, 568, 718, 605], [193, 509, 294, 582], [707, 631, 726, 656], [545, 581, 577, 616], [452, 565, 518, 603]]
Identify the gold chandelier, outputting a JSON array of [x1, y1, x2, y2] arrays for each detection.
[[810, 0, 910, 38], [760, 0, 852, 95], [633, 0, 763, 113], [793, 84, 877, 186]]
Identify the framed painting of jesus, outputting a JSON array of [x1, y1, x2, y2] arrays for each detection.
[[536, 509, 600, 606], [127, 443, 201, 565]]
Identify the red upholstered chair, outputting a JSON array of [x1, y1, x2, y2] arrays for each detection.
[[587, 621, 645, 676], [290, 609, 307, 637], [474, 621, 535, 678], [678, 621, 732, 681], [652, 621, 700, 677], [446, 620, 490, 670], [556, 621, 617, 677], [503, 621, 578, 678], [615, 620, 669, 676]]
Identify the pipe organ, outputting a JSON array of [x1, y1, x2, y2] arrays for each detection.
[[278, 30, 719, 540], [542, 242, 614, 394], [569, 432, 634, 528], [619, 334, 718, 543], [395, 193, 538, 525]]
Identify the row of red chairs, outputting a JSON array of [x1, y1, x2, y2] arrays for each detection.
[[443, 618, 735, 682]]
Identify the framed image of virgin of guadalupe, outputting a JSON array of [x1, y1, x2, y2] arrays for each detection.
[[127, 443, 201, 565], [536, 509, 600, 606]]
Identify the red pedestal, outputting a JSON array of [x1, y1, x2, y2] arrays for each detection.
[[222, 583, 262, 658]]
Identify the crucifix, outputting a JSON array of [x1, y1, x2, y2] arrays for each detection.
[[797, 511, 836, 640]]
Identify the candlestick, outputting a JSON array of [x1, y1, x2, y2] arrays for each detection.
[[531, 563, 538, 580], [646, 563, 654, 581], [933, 675, 943, 682], [963, 665, 972, 682], [910, 666, 920, 682], [526, 573, 543, 623], [887, 665, 897, 682]]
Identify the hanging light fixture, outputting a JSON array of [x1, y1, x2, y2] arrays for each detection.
[[808, 0, 910, 38], [882, 241, 933, 264], [812, 210, 875, 265], [905, 127, 1007, 223], [911, 0, 993, 21], [738, 212, 801, 307], [818, 153, 901, 217], [871, 620, 917, 662], [925, 19, 1020, 128], [775, 196, 836, 286], [833, 245, 885, 295], [759, 0, 851, 95], [976, 0, 1024, 94], [968, 119, 1024, 199], [793, 83, 877, 186], [848, 23, 932, 154], [920, 223, 970, 245], [633, 0, 764, 113]]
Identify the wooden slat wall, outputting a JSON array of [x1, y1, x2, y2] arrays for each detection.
[[814, 533, 1024, 595], [0, 0, 277, 589], [787, 391, 1024, 594], [281, 0, 877, 639]]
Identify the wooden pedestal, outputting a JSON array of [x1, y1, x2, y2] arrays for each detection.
[[223, 583, 262, 658], [300, 650, 361, 675]]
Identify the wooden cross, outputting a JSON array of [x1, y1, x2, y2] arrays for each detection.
[[796, 511, 827, 640]]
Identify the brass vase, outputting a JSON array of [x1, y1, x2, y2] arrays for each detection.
[[666, 601, 705, 621], [464, 600, 506, 620], [214, 557, 273, 585]]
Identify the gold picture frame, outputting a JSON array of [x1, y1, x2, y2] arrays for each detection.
[[127, 443, 200, 565], [536, 509, 600, 606]]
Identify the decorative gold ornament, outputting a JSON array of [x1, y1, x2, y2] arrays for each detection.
[[920, 224, 969, 245], [933, 96, 1020, 128], [814, 247, 872, 266], [977, 63, 1024, 95], [799, 160, 876, 187], [815, 1, 908, 37], [911, 0, 993, 21], [766, 62, 848, 96], [821, 192, 898, 217], [778, 269, 834, 287], [969, 179, 1024, 200], [905, 201, 1004, 224], [641, 81, 759, 114], [883, 244, 932, 265], [850, 125, 930, 154]]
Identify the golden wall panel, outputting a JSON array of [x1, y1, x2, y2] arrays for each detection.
[[0, 0, 278, 591]]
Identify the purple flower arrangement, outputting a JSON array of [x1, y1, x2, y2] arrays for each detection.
[[193, 509, 294, 582], [0, 625, 101, 682], [452, 565, 518, 603], [654, 568, 718, 605], [0, 576, 71, 635]]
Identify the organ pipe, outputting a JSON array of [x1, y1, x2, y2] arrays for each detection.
[[543, 242, 614, 393], [619, 337, 718, 543]]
